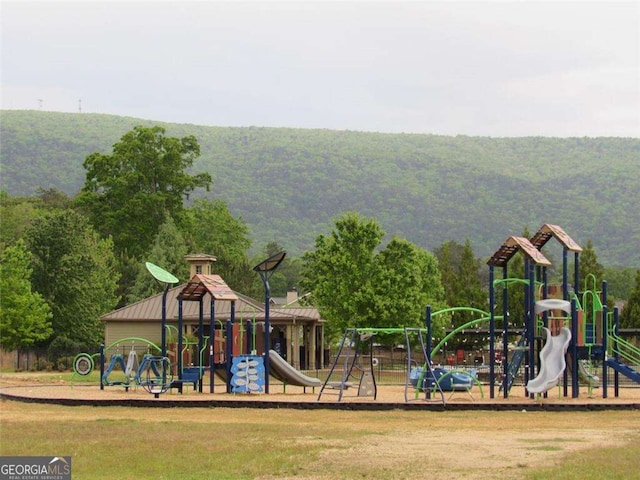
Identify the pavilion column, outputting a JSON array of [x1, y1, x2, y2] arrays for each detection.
[[309, 323, 317, 370], [285, 324, 293, 362], [293, 322, 301, 369]]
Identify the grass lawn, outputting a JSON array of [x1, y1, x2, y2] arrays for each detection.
[[1, 398, 639, 480]]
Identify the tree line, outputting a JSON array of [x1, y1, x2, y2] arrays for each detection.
[[1, 126, 638, 366]]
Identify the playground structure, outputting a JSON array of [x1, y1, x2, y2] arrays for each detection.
[[76, 224, 639, 404], [316, 326, 481, 404], [77, 253, 330, 397], [317, 223, 639, 403], [483, 224, 640, 399]]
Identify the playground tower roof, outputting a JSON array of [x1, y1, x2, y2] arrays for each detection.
[[487, 236, 551, 267], [177, 274, 239, 302], [529, 223, 582, 252]]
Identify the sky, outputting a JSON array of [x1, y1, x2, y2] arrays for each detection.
[[2, 1, 639, 137]]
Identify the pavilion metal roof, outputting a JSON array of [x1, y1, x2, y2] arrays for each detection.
[[100, 288, 321, 324]]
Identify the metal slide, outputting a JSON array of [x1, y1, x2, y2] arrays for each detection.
[[268, 350, 322, 387]]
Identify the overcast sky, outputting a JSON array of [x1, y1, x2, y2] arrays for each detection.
[[2, 1, 639, 137]]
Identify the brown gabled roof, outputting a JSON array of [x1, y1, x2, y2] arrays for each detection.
[[178, 274, 238, 301], [487, 236, 552, 267], [529, 223, 582, 252], [101, 288, 321, 323]]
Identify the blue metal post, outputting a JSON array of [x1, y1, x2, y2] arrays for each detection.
[[602, 295, 609, 399], [562, 249, 568, 300], [425, 305, 432, 365], [100, 344, 105, 390], [225, 319, 233, 393], [198, 298, 204, 393], [488, 265, 495, 399], [178, 298, 183, 380], [209, 296, 215, 393], [613, 305, 619, 397], [502, 264, 509, 398], [574, 252, 580, 299], [527, 258, 536, 398], [264, 280, 271, 394], [571, 299, 579, 398], [161, 284, 169, 358]]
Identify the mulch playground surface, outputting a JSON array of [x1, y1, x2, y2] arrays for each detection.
[[1, 378, 638, 411]]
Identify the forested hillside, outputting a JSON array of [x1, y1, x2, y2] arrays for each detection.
[[2, 110, 639, 266]]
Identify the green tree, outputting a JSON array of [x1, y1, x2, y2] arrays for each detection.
[[372, 237, 447, 339], [184, 198, 252, 293], [300, 213, 383, 338], [300, 213, 446, 342], [0, 192, 43, 251], [603, 266, 636, 301], [455, 240, 486, 308], [434, 240, 460, 305], [619, 269, 640, 329], [579, 239, 605, 292], [25, 210, 120, 347], [128, 216, 190, 304], [251, 241, 303, 299], [0, 240, 53, 350], [451, 239, 487, 348], [77, 125, 212, 259]]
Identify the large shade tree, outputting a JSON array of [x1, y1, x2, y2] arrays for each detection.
[[184, 198, 253, 292], [127, 216, 190, 304], [300, 212, 446, 342], [0, 240, 53, 351], [25, 210, 120, 347], [77, 125, 212, 260]]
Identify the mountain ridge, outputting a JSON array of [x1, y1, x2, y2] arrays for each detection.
[[1, 110, 638, 266]]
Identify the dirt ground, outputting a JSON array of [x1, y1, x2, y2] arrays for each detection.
[[1, 373, 639, 480], [1, 371, 638, 406]]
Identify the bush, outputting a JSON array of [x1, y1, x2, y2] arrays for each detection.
[[47, 336, 83, 370], [37, 359, 53, 371]]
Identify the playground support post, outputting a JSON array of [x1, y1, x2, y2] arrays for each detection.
[[571, 299, 579, 398], [209, 297, 215, 393], [253, 251, 286, 395], [602, 296, 609, 398], [425, 305, 432, 366], [488, 265, 495, 399], [264, 286, 271, 394], [562, 249, 568, 301], [226, 319, 233, 393], [501, 264, 509, 399], [161, 284, 170, 358], [178, 298, 184, 381], [526, 258, 536, 399], [99, 344, 105, 390], [573, 252, 580, 300], [198, 298, 204, 393]]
